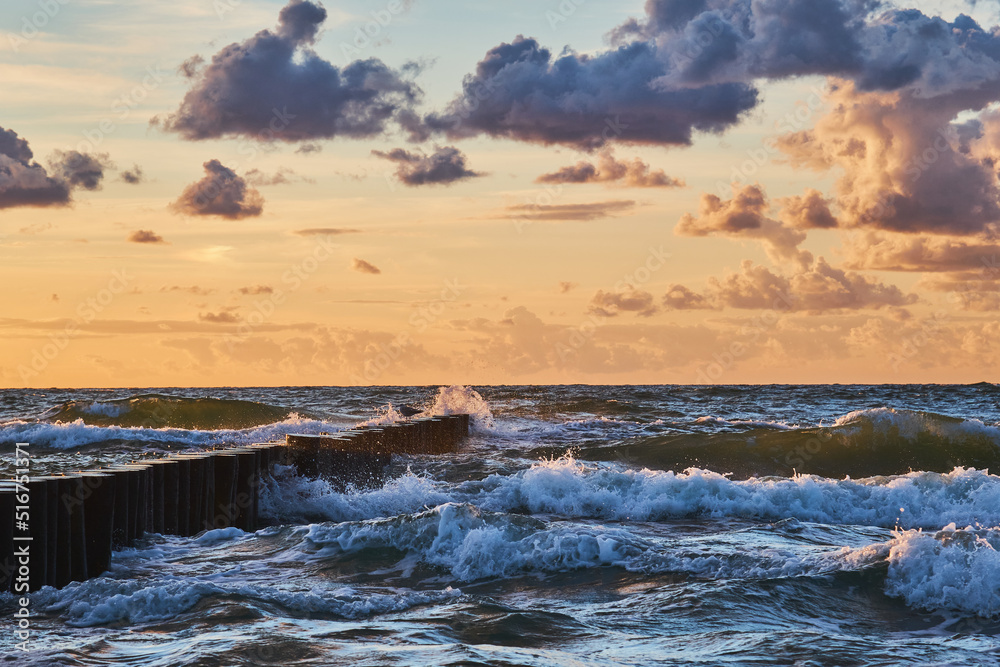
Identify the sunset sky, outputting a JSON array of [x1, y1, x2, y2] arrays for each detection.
[[2, 0, 999, 387]]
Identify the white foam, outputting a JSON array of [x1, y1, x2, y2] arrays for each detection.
[[0, 414, 337, 449], [465, 458, 1000, 530], [263, 456, 1000, 530], [260, 465, 452, 524], [301, 503, 643, 581], [426, 386, 495, 430], [884, 524, 1000, 617], [695, 416, 795, 429]]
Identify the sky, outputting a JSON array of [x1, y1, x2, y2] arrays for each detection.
[[1, 0, 999, 387]]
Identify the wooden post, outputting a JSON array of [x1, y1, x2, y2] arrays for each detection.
[[24, 477, 49, 591], [76, 472, 116, 579], [0, 484, 16, 592], [210, 453, 237, 530]]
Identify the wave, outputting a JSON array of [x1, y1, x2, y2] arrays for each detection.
[[33, 575, 461, 627], [885, 524, 1000, 617], [565, 408, 1000, 479], [426, 385, 495, 430], [37, 394, 298, 430], [0, 414, 336, 449], [261, 456, 1000, 531], [296, 503, 886, 585]]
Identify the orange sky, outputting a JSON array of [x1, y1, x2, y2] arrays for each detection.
[[1, 0, 999, 387]]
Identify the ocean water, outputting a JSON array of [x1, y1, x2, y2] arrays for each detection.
[[1, 384, 1000, 665]]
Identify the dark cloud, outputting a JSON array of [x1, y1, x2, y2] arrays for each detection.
[[352, 258, 381, 274], [178, 55, 205, 79], [588, 288, 659, 317], [0, 126, 71, 209], [414, 2, 1000, 155], [128, 230, 166, 244], [120, 165, 144, 184], [373, 146, 482, 186], [634, 1, 1000, 102], [48, 150, 112, 191], [415, 35, 758, 150], [536, 150, 684, 188], [506, 200, 636, 221], [157, 0, 419, 142], [293, 227, 361, 236], [295, 143, 323, 154], [170, 160, 264, 219]]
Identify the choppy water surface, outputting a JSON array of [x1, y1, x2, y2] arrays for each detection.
[[2, 384, 1000, 665]]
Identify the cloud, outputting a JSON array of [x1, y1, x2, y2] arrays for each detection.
[[535, 150, 685, 188], [352, 258, 381, 274], [506, 200, 636, 221], [778, 188, 838, 229], [776, 81, 1000, 236], [238, 285, 275, 295], [120, 165, 144, 184], [675, 185, 811, 267], [161, 286, 214, 296], [841, 232, 1000, 272], [633, 1, 1000, 101], [664, 258, 918, 313], [170, 160, 264, 219], [558, 281, 579, 294], [372, 146, 482, 186], [128, 230, 166, 244], [244, 167, 312, 186], [536, 150, 684, 188], [413, 34, 758, 150], [157, 0, 419, 142], [293, 227, 361, 236], [0, 126, 71, 209], [588, 287, 658, 317], [663, 284, 714, 310], [295, 143, 322, 155], [48, 150, 113, 191], [916, 272, 1000, 311], [199, 311, 241, 324]]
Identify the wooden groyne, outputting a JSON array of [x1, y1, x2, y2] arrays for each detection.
[[0, 414, 470, 592]]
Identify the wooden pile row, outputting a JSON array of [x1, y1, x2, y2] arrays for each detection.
[[0, 414, 472, 592], [284, 414, 471, 483], [0, 443, 285, 592]]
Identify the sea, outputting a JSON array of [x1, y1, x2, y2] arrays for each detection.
[[1, 384, 999, 666]]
